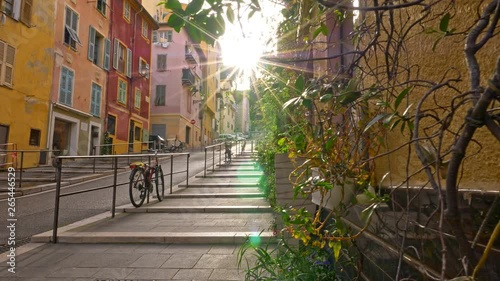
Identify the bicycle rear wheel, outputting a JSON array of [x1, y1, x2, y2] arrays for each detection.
[[129, 168, 146, 207], [155, 166, 165, 201]]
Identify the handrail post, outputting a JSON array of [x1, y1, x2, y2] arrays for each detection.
[[186, 153, 190, 187], [52, 157, 62, 243], [111, 157, 118, 218], [19, 151, 24, 189], [212, 148, 215, 172], [204, 148, 207, 177], [219, 143, 222, 167], [169, 155, 173, 194]]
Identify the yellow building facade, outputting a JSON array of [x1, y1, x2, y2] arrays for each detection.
[[0, 0, 55, 168]]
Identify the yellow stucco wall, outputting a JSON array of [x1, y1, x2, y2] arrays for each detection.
[[0, 1, 55, 168], [363, 1, 500, 191]]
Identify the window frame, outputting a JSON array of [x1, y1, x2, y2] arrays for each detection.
[[157, 54, 167, 71], [58, 66, 74, 106], [64, 6, 81, 50], [139, 57, 149, 79], [96, 0, 106, 16], [107, 114, 117, 135], [29, 128, 41, 146], [141, 19, 148, 39], [117, 78, 127, 105], [134, 88, 141, 110], [123, 1, 130, 22], [155, 84, 166, 106]]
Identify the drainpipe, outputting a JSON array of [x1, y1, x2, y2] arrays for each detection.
[[104, 1, 114, 154]]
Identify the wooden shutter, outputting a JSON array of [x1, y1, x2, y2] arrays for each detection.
[[112, 38, 118, 69], [126, 48, 132, 78], [88, 26, 96, 61], [103, 38, 110, 70], [0, 41, 4, 85], [21, 0, 33, 26], [3, 44, 15, 87]]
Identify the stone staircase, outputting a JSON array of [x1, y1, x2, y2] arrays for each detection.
[[32, 150, 276, 245]]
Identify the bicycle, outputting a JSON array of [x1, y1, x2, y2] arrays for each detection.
[[166, 137, 184, 152], [224, 141, 232, 163], [128, 150, 165, 207]]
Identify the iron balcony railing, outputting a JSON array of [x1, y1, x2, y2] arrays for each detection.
[[182, 68, 195, 86]]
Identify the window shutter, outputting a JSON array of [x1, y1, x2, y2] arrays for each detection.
[[126, 48, 132, 78], [88, 26, 96, 61], [0, 42, 4, 85], [112, 38, 118, 69], [21, 0, 33, 26], [3, 45, 15, 87], [103, 38, 111, 70]]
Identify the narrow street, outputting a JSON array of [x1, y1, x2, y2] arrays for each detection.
[[0, 149, 216, 252]]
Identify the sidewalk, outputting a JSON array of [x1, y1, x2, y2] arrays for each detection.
[[1, 147, 276, 280]]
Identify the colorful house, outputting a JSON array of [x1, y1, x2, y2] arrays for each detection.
[[0, 0, 55, 168], [145, 1, 204, 149], [48, 0, 111, 157], [106, 0, 158, 154]]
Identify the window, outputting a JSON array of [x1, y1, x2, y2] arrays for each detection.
[[157, 54, 167, 71], [134, 88, 141, 109], [96, 0, 106, 15], [64, 7, 81, 50], [90, 83, 102, 116], [155, 85, 165, 106], [107, 115, 116, 135], [186, 91, 192, 113], [159, 30, 173, 42], [134, 127, 141, 141], [141, 19, 148, 38], [29, 129, 40, 146], [0, 0, 14, 17], [118, 79, 127, 104], [139, 58, 149, 78], [59, 66, 74, 106], [113, 39, 131, 77], [0, 40, 15, 87], [123, 1, 130, 21], [88, 26, 110, 69], [20, 0, 32, 25], [152, 31, 158, 43]]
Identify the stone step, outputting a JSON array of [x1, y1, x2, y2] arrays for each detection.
[[163, 193, 265, 199], [196, 174, 262, 178], [179, 183, 259, 188], [120, 205, 272, 213]]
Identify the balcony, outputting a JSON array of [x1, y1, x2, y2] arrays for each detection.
[[185, 45, 198, 65], [182, 68, 195, 86]]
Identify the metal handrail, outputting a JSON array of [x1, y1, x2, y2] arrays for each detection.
[[51, 152, 190, 243]]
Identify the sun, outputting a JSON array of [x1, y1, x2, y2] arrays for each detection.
[[220, 34, 263, 73]]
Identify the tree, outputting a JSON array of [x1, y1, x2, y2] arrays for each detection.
[[160, 0, 500, 279]]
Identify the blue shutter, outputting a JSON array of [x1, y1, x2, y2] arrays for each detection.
[[112, 38, 118, 69], [88, 26, 96, 61], [126, 48, 132, 77], [103, 38, 110, 70]]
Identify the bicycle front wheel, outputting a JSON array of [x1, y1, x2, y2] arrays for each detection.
[[155, 166, 165, 201], [129, 168, 146, 207]]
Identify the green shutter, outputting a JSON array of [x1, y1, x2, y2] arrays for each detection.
[[104, 38, 111, 70], [88, 26, 96, 61]]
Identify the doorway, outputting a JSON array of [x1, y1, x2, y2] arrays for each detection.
[[53, 119, 72, 155], [91, 125, 99, 155], [128, 120, 134, 152], [0, 125, 9, 166]]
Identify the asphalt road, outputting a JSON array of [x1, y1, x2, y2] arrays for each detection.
[[0, 149, 219, 252]]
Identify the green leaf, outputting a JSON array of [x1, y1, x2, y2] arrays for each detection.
[[185, 0, 204, 14], [339, 91, 361, 105], [325, 138, 334, 152], [283, 97, 300, 109], [185, 22, 202, 43], [432, 36, 443, 52], [331, 240, 342, 261], [360, 203, 377, 225], [226, 7, 235, 23], [312, 23, 328, 40], [251, 0, 261, 10], [319, 93, 333, 102], [302, 98, 313, 110], [167, 13, 184, 32], [364, 114, 387, 133], [295, 75, 305, 93], [164, 0, 182, 11], [439, 13, 451, 33], [394, 87, 411, 110]]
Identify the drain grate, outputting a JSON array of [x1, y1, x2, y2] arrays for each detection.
[[0, 237, 33, 254]]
